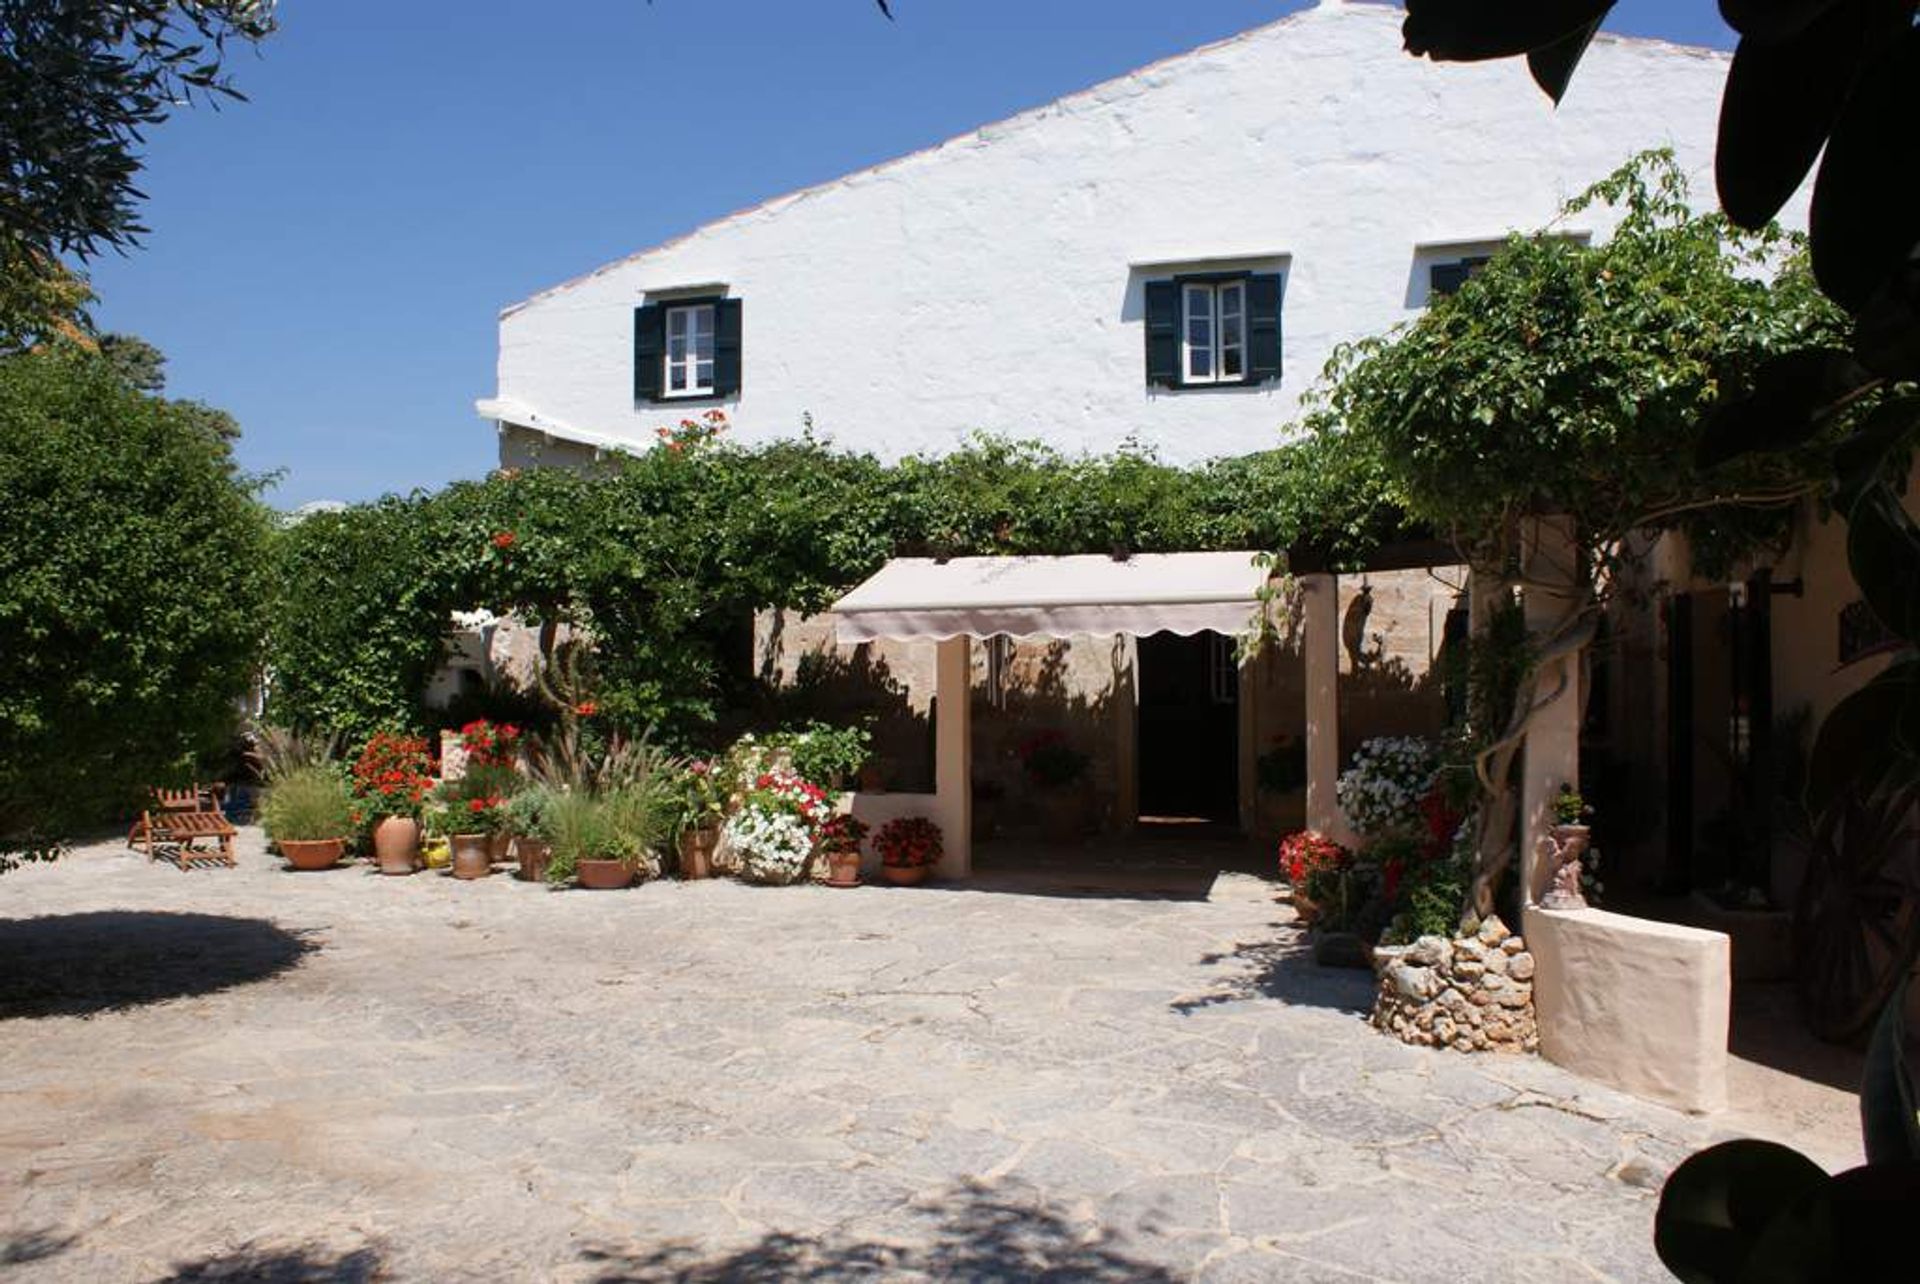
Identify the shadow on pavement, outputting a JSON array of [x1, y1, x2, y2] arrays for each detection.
[[0, 911, 317, 1020], [1170, 933, 1375, 1016], [1, 1227, 77, 1266], [580, 1180, 1176, 1282], [154, 1243, 382, 1283]]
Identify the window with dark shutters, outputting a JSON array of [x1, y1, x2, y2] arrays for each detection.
[[1144, 280, 1181, 388], [633, 303, 665, 403], [1429, 255, 1490, 300], [1145, 271, 1282, 390], [713, 298, 743, 398], [634, 295, 742, 403]]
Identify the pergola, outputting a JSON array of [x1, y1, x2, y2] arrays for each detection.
[[828, 552, 1356, 877]]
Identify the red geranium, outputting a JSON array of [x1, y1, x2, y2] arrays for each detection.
[[490, 530, 517, 551], [459, 719, 521, 768], [874, 816, 942, 869], [1278, 829, 1349, 885], [351, 732, 434, 819]]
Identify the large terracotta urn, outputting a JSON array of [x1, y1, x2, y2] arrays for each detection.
[[371, 816, 421, 875], [515, 838, 552, 883]]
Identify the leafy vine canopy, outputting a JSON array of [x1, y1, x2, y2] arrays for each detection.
[[1297, 150, 1849, 579]]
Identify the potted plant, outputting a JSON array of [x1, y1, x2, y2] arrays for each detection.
[[674, 758, 729, 880], [261, 765, 355, 871], [873, 815, 942, 885], [504, 785, 557, 882], [438, 764, 514, 879], [1278, 829, 1350, 924], [542, 780, 672, 890], [819, 813, 869, 888], [1540, 784, 1594, 910], [1018, 730, 1091, 842], [350, 731, 433, 875], [720, 769, 834, 885]]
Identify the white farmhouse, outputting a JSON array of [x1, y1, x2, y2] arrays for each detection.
[[479, 0, 1741, 467]]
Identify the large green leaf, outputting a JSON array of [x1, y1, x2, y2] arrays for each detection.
[[1862, 978, 1920, 1165], [1654, 1139, 1829, 1283], [1832, 394, 1920, 513], [1744, 1161, 1920, 1281], [1527, 17, 1603, 104], [1696, 347, 1870, 467], [1402, 0, 1614, 63], [1716, 1, 1902, 230], [1806, 659, 1920, 818], [1845, 482, 1920, 644], [1853, 263, 1920, 379], [1810, 25, 1920, 310], [1717, 0, 1849, 43]]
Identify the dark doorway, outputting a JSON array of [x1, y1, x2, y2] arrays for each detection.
[[1137, 631, 1239, 823]]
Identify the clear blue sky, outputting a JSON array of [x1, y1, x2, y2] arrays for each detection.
[[85, 0, 1733, 508]]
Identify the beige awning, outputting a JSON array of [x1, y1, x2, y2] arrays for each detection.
[[831, 552, 1273, 643]]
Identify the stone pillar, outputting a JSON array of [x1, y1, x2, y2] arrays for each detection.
[[1302, 573, 1346, 842], [934, 635, 973, 879], [1520, 517, 1582, 906]]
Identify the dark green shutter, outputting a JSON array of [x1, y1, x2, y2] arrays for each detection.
[[1247, 273, 1282, 383], [1429, 262, 1470, 297], [713, 298, 743, 398], [633, 304, 665, 403], [1144, 280, 1180, 388]]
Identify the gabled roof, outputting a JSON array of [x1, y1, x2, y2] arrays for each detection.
[[500, 2, 1724, 321]]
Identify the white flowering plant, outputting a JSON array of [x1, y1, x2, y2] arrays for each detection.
[[1336, 736, 1441, 840], [721, 767, 834, 885], [723, 806, 816, 885]]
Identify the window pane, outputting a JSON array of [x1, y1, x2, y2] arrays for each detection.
[[693, 305, 715, 336], [1220, 284, 1244, 318], [1221, 307, 1244, 352], [694, 328, 715, 362], [1189, 346, 1212, 379], [1222, 346, 1244, 378], [667, 331, 688, 361], [669, 365, 687, 392], [695, 358, 714, 387], [667, 309, 688, 338]]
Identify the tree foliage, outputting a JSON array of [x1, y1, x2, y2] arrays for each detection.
[[1306, 150, 1848, 577], [0, 347, 269, 863], [0, 1, 276, 339], [264, 430, 1408, 747]]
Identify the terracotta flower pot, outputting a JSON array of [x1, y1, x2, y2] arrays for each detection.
[[281, 838, 346, 871], [450, 833, 492, 879], [515, 837, 552, 883], [1037, 788, 1090, 844], [488, 831, 512, 863], [879, 863, 927, 886], [371, 816, 421, 875], [825, 850, 862, 888], [576, 858, 635, 890], [679, 824, 719, 880]]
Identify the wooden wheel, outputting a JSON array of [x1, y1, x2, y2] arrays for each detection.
[[1794, 780, 1920, 1042]]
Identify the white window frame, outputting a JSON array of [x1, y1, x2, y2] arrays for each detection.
[[662, 302, 717, 398], [986, 635, 1014, 711], [1208, 632, 1239, 705], [1180, 278, 1248, 386]]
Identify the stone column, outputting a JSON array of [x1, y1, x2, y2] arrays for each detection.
[[1302, 573, 1345, 841], [934, 635, 973, 879], [1520, 517, 1582, 906]]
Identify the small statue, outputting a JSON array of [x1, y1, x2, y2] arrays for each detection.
[[1538, 785, 1591, 911]]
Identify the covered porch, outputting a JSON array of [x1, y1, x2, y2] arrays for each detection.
[[827, 551, 1362, 880]]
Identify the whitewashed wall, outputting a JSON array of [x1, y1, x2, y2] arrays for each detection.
[[489, 0, 1767, 464]]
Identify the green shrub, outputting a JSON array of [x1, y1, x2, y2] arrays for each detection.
[[0, 348, 269, 862], [260, 765, 354, 843]]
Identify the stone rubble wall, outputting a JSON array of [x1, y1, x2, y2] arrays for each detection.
[[1371, 915, 1539, 1054]]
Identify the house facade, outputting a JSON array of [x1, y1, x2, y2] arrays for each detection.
[[476, 1, 1753, 844]]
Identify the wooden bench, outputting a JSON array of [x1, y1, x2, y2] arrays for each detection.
[[129, 786, 237, 869]]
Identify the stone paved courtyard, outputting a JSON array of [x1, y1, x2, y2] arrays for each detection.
[[0, 831, 1858, 1282]]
